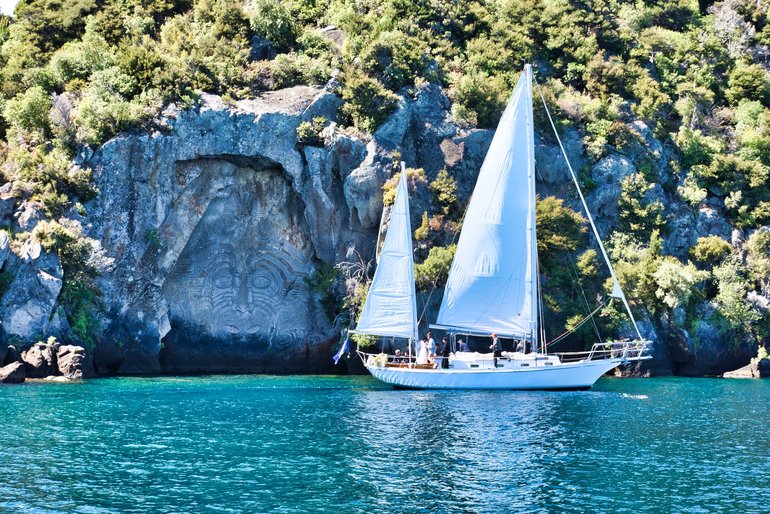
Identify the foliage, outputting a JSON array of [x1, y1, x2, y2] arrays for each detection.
[[414, 244, 456, 291], [340, 70, 399, 133], [296, 116, 328, 146], [3, 86, 51, 140], [745, 228, 770, 286], [713, 257, 760, 333], [413, 211, 429, 241], [617, 173, 665, 240], [381, 167, 427, 207], [0, 270, 13, 298], [448, 70, 508, 128], [304, 262, 342, 322], [653, 258, 708, 310], [247, 0, 298, 51], [690, 236, 732, 268], [32, 219, 101, 344], [536, 196, 586, 265], [430, 169, 458, 216]]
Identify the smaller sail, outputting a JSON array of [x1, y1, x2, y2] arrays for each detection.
[[354, 168, 418, 341]]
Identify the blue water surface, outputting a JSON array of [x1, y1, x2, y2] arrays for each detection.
[[1, 375, 768, 513]]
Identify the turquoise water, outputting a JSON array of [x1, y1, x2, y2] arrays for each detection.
[[1, 375, 768, 513]]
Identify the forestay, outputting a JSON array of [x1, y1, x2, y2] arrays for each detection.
[[434, 66, 538, 339], [354, 169, 419, 340]]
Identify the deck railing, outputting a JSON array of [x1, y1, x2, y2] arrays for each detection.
[[556, 340, 652, 363]]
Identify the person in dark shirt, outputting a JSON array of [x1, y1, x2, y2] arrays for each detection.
[[440, 337, 450, 369], [490, 333, 501, 367]]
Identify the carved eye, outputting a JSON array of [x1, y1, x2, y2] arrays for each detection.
[[251, 274, 271, 289], [212, 271, 234, 289]]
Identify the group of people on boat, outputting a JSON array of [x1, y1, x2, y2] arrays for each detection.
[[391, 332, 512, 368]]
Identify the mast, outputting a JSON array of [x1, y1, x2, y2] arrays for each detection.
[[525, 64, 538, 348]]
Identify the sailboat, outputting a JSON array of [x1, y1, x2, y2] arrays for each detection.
[[352, 64, 651, 390]]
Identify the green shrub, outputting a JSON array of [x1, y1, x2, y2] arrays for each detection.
[[713, 257, 760, 331], [675, 127, 722, 169], [414, 211, 429, 241], [247, 0, 298, 50], [14, 0, 99, 55], [653, 257, 708, 310], [296, 116, 328, 146], [340, 71, 398, 133], [726, 63, 770, 107], [75, 92, 146, 146], [2, 85, 52, 138], [304, 262, 342, 322], [414, 244, 456, 291], [269, 53, 331, 89], [618, 173, 665, 239], [360, 29, 432, 91], [536, 196, 587, 261], [382, 167, 427, 206], [430, 169, 458, 216], [746, 228, 770, 285], [690, 236, 732, 267], [0, 270, 14, 299], [448, 69, 508, 128], [48, 32, 113, 87]]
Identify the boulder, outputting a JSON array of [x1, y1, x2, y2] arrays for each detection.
[[0, 194, 14, 224], [3, 345, 21, 366], [759, 358, 770, 378], [56, 345, 96, 379], [21, 342, 59, 378], [0, 361, 25, 384], [14, 200, 44, 230], [0, 230, 9, 273]]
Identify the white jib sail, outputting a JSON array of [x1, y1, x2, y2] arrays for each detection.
[[434, 66, 538, 339], [354, 167, 419, 341]]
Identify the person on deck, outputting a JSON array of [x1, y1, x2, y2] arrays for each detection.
[[490, 333, 501, 367], [458, 339, 469, 352], [441, 337, 450, 369], [416, 337, 429, 365], [427, 332, 436, 359]]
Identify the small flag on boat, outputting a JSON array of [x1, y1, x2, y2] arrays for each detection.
[[333, 337, 350, 365]]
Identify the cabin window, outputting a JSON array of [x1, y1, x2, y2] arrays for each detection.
[[521, 363, 529, 367], [544, 362, 553, 366], [470, 364, 479, 368]]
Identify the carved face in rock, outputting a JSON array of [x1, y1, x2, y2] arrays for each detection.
[[164, 166, 320, 346]]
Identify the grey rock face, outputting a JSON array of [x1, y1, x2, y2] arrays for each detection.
[[84, 87, 350, 373], [0, 361, 25, 383], [1, 241, 63, 341], [21, 342, 59, 378], [586, 154, 636, 236], [56, 345, 95, 379]]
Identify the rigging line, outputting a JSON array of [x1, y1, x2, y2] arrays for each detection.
[[532, 72, 644, 341], [546, 299, 607, 347], [566, 258, 603, 345], [534, 161, 603, 346]]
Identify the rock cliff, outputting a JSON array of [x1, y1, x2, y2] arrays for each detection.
[[0, 83, 765, 376]]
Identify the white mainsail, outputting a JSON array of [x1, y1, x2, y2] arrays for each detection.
[[433, 65, 538, 339], [354, 167, 418, 341]]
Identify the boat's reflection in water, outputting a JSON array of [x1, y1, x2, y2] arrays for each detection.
[[345, 388, 600, 511]]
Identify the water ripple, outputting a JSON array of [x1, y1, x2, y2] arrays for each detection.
[[1, 376, 769, 513]]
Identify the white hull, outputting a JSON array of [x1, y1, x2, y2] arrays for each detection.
[[365, 358, 624, 390]]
